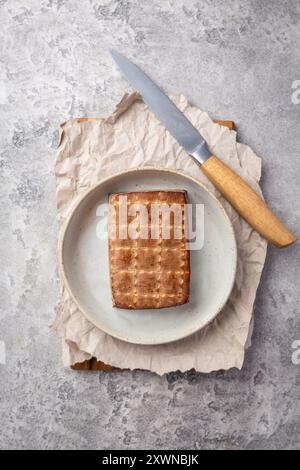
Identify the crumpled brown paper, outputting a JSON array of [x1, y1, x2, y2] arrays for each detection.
[[53, 93, 267, 374]]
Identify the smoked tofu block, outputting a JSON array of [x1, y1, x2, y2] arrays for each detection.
[[108, 191, 190, 309]]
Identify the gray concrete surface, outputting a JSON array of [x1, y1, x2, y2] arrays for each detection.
[[0, 0, 299, 450]]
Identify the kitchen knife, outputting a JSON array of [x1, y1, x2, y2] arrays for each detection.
[[110, 50, 297, 247]]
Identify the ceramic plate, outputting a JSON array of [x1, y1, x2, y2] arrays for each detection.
[[59, 168, 237, 345]]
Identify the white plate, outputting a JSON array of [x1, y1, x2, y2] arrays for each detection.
[[59, 168, 237, 345]]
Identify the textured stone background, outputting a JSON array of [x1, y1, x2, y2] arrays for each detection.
[[0, 0, 299, 450]]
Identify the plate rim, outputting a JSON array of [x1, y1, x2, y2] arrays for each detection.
[[58, 166, 237, 345]]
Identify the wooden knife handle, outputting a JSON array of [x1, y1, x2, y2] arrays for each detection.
[[201, 155, 297, 247]]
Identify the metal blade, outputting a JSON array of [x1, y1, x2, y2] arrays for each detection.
[[110, 50, 211, 164]]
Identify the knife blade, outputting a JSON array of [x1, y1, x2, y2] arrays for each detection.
[[110, 50, 297, 247]]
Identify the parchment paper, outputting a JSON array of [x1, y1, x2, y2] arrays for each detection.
[[53, 93, 267, 374]]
